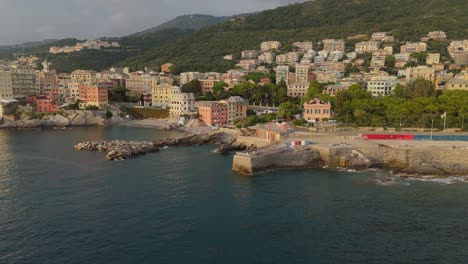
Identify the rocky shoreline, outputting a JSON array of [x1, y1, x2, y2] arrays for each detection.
[[74, 132, 247, 160], [0, 110, 122, 129]]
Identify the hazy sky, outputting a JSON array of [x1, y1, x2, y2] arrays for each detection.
[[0, 0, 304, 45]]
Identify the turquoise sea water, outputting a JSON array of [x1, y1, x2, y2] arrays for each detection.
[[1, 127, 468, 264]]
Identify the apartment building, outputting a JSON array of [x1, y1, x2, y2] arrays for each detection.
[[170, 87, 195, 117], [199, 77, 219, 94], [70, 70, 97, 84], [371, 32, 395, 42], [405, 66, 435, 83], [355, 41, 380, 54], [367, 76, 398, 96], [151, 83, 174, 108], [322, 39, 345, 52], [400, 42, 427, 54], [427, 31, 447, 41], [219, 96, 248, 124], [78, 83, 109, 109], [293, 42, 313, 52], [125, 74, 157, 97], [276, 65, 290, 85], [426, 53, 440, 65], [241, 50, 259, 59], [180, 72, 200, 85], [258, 52, 276, 64], [260, 41, 282, 52], [287, 82, 309, 98], [198, 101, 228, 126], [295, 65, 310, 83]]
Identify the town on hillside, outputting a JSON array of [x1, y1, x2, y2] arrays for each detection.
[[0, 30, 467, 131]]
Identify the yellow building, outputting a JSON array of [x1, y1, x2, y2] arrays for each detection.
[[405, 66, 435, 83], [151, 83, 174, 107], [0, 68, 39, 98], [126, 74, 157, 97], [446, 79, 468, 90], [70, 70, 97, 84], [219, 96, 248, 124], [426, 53, 440, 65]]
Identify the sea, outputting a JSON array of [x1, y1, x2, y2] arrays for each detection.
[[1, 126, 468, 264]]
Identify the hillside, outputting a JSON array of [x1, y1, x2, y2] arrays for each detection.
[[122, 0, 468, 73], [32, 29, 193, 73], [130, 14, 229, 36]]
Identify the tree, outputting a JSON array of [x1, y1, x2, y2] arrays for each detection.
[[404, 79, 436, 98], [182, 79, 202, 99], [304, 80, 324, 102], [105, 110, 113, 119], [212, 81, 229, 95], [277, 102, 301, 120]]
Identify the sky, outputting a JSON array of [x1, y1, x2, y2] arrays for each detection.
[[0, 0, 304, 45]]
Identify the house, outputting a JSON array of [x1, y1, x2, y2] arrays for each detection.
[[255, 122, 292, 141], [303, 98, 332, 123]]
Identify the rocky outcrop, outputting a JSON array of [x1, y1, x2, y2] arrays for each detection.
[[215, 137, 258, 154], [75, 132, 237, 160], [1, 111, 113, 129]]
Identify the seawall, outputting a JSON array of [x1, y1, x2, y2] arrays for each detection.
[[232, 142, 468, 176]]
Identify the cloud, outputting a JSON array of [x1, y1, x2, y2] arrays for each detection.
[[0, 0, 306, 45]]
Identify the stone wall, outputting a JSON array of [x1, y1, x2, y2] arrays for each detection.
[[236, 136, 272, 148]]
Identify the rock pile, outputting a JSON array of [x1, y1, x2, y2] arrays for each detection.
[[75, 140, 160, 160], [75, 132, 238, 160]]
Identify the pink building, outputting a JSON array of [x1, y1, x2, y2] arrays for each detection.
[[198, 101, 228, 126]]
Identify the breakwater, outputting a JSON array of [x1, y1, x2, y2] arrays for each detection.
[[75, 132, 244, 160]]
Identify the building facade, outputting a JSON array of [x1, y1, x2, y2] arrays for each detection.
[[170, 87, 195, 117], [303, 98, 332, 122], [151, 83, 174, 108], [367, 76, 398, 96], [219, 96, 248, 124], [198, 101, 228, 126], [405, 66, 435, 83]]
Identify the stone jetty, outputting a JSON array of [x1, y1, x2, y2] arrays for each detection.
[[75, 132, 237, 160]]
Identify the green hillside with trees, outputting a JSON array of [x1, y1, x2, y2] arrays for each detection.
[[122, 0, 468, 73]]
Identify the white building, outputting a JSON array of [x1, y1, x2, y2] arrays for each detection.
[[367, 76, 398, 96], [170, 87, 195, 117]]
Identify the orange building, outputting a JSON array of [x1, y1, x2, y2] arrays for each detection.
[[197, 101, 228, 126], [36, 99, 59, 113], [78, 83, 109, 109], [303, 98, 332, 123]]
